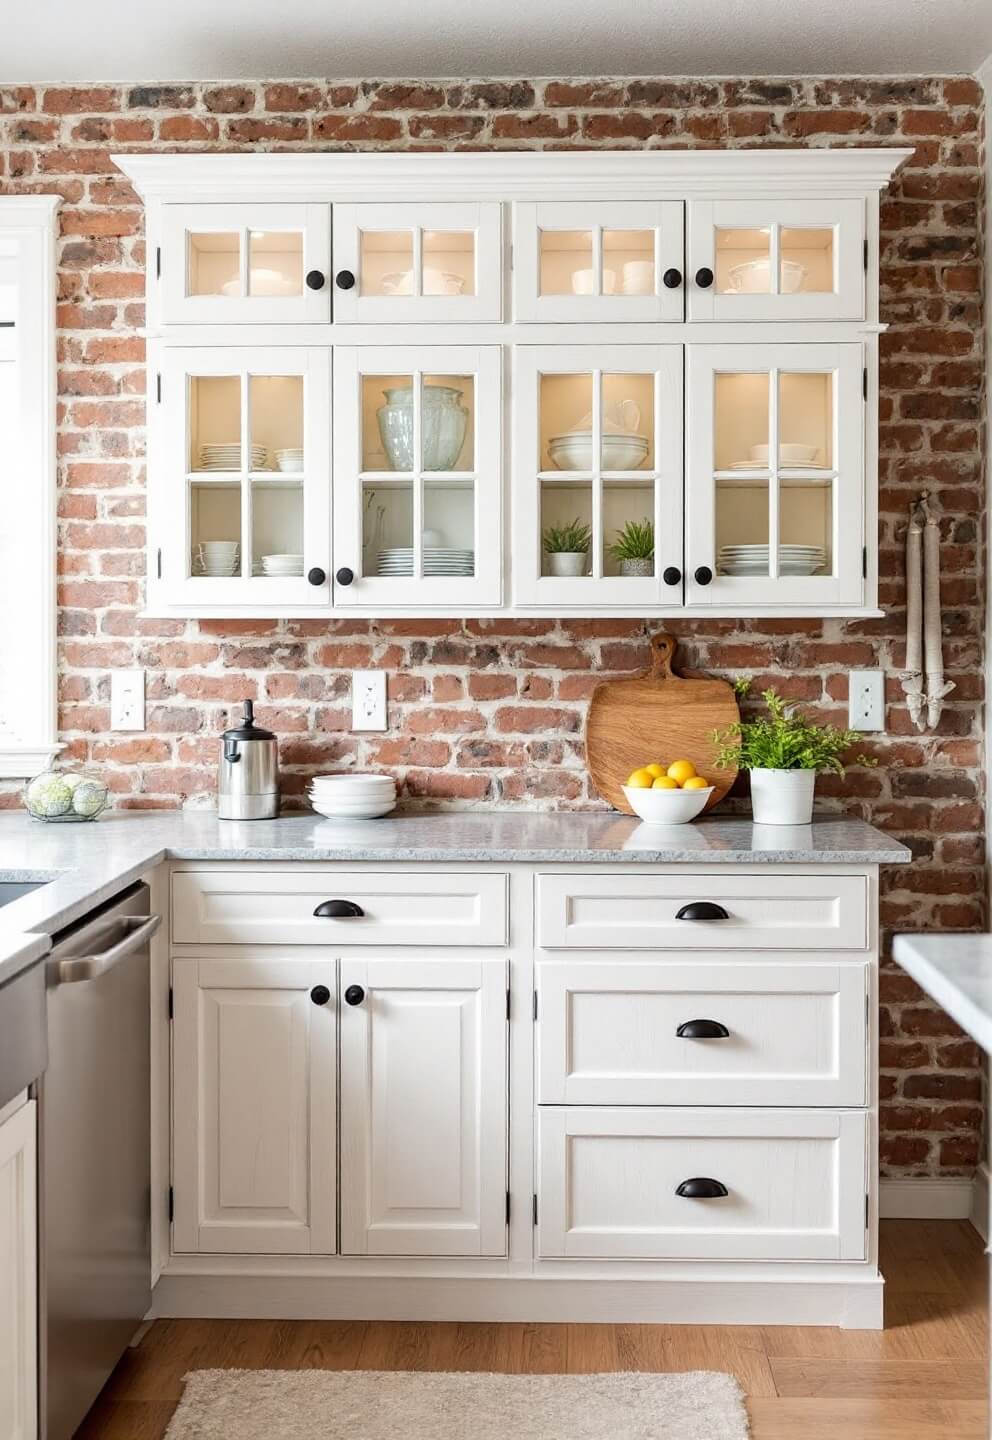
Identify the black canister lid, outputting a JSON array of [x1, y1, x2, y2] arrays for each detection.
[[221, 699, 275, 742]]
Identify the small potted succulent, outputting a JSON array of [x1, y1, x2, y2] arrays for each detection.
[[542, 518, 591, 577], [713, 683, 876, 825], [608, 518, 654, 577]]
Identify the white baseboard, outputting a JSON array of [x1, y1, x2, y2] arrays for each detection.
[[971, 1162, 990, 1242], [879, 1176, 978, 1221]]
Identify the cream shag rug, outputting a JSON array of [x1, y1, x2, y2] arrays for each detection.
[[165, 1368, 750, 1439]]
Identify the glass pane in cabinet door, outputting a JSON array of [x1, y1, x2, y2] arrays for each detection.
[[188, 232, 240, 297], [539, 230, 594, 296], [604, 230, 655, 296], [539, 373, 593, 472], [248, 230, 303, 297], [779, 371, 833, 469], [779, 478, 833, 578], [421, 373, 474, 472], [780, 228, 834, 294], [360, 231, 414, 298], [540, 482, 592, 578], [603, 483, 655, 579], [251, 482, 304, 577], [422, 231, 476, 297], [715, 228, 771, 295], [716, 479, 770, 577], [713, 371, 770, 472], [600, 373, 654, 472], [189, 375, 241, 472], [190, 481, 241, 577], [364, 480, 413, 575], [424, 480, 475, 577], [249, 374, 303, 474], [364, 373, 412, 472]]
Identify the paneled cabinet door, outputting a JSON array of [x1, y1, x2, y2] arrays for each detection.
[[686, 199, 865, 321], [332, 203, 502, 322], [160, 203, 331, 324], [172, 958, 336, 1255], [513, 345, 683, 608], [340, 956, 508, 1256], [514, 202, 684, 321], [333, 346, 501, 607], [153, 345, 331, 609], [0, 1100, 37, 1440], [686, 342, 864, 608]]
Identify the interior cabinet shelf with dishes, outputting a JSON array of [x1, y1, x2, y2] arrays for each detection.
[[121, 148, 911, 619]]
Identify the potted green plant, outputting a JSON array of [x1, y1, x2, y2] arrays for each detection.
[[542, 518, 592, 577], [713, 683, 876, 825], [608, 517, 654, 577]]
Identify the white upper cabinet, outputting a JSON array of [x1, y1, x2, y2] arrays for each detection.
[[161, 203, 331, 324], [686, 199, 866, 321], [514, 202, 684, 322], [332, 202, 502, 322], [685, 342, 865, 608], [332, 345, 502, 607]]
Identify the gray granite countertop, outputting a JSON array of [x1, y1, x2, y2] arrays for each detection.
[[0, 808, 910, 986], [893, 933, 992, 1055]]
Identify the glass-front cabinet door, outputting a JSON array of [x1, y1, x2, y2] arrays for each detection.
[[332, 346, 501, 607], [687, 199, 865, 321], [686, 344, 864, 608], [513, 346, 683, 608], [513, 203, 684, 322], [331, 204, 502, 322], [155, 346, 331, 608], [160, 204, 331, 324]]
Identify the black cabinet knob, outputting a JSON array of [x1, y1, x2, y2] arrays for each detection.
[[675, 901, 730, 922], [335, 269, 356, 290], [662, 566, 682, 586], [676, 1177, 729, 1199], [335, 567, 354, 586], [694, 565, 713, 586], [307, 567, 326, 587], [310, 984, 331, 1006], [662, 267, 682, 289], [695, 267, 714, 289], [313, 899, 365, 918], [305, 269, 326, 291], [344, 984, 365, 1007], [676, 1019, 731, 1039]]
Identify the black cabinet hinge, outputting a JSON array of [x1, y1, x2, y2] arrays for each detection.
[[532, 1193, 538, 1226], [862, 545, 868, 580], [168, 1185, 174, 1223], [156, 547, 162, 580], [156, 246, 161, 279], [865, 1193, 870, 1229], [506, 1190, 511, 1224], [168, 985, 174, 1020], [862, 367, 868, 401], [863, 237, 869, 271], [506, 988, 511, 1021], [156, 372, 162, 404], [533, 990, 538, 1021]]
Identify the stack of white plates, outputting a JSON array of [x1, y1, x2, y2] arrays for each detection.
[[377, 548, 475, 577], [719, 544, 826, 577], [309, 773, 397, 820], [198, 443, 268, 471], [275, 448, 303, 473], [194, 540, 240, 577], [261, 553, 303, 577]]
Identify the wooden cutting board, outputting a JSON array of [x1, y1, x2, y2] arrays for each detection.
[[586, 632, 740, 815]]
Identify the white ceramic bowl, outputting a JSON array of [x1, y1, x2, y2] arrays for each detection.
[[622, 784, 714, 825], [749, 442, 818, 465], [727, 257, 807, 294], [571, 267, 617, 296], [549, 434, 649, 472]]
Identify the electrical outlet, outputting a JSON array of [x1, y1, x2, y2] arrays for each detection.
[[111, 668, 145, 731], [848, 669, 885, 732], [351, 670, 387, 732]]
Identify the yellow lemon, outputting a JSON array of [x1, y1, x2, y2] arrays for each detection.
[[651, 775, 680, 789], [645, 763, 666, 778], [627, 768, 655, 788], [666, 758, 697, 785], [682, 775, 710, 791]]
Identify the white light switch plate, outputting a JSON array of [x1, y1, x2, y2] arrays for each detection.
[[351, 670, 387, 732], [110, 668, 145, 730], [848, 669, 885, 732]]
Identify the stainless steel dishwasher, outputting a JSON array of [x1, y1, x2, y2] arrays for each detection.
[[41, 882, 160, 1440]]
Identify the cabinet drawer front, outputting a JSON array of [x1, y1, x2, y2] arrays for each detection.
[[538, 1107, 867, 1261], [537, 873, 868, 950], [172, 871, 508, 947]]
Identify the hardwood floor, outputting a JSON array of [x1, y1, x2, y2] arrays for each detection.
[[76, 1219, 988, 1439]]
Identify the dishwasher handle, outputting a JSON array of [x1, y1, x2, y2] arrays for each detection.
[[55, 913, 161, 984]]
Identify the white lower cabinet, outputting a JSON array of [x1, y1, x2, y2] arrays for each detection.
[[0, 1098, 37, 1440], [340, 956, 508, 1257]]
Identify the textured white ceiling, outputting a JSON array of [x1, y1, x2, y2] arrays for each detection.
[[4, 0, 992, 82]]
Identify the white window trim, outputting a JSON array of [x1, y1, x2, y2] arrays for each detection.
[[0, 196, 61, 779]]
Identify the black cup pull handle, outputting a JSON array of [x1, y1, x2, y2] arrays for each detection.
[[662, 566, 682, 586], [305, 269, 326, 291], [344, 984, 365, 1007], [335, 269, 356, 290], [695, 267, 714, 289], [676, 1177, 729, 1199], [662, 267, 682, 289], [675, 901, 730, 922], [676, 1019, 731, 1039], [313, 899, 365, 919], [310, 984, 331, 1006]]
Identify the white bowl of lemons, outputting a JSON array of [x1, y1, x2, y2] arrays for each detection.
[[622, 759, 714, 825]]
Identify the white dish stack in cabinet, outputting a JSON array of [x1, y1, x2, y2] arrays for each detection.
[[118, 148, 910, 620]]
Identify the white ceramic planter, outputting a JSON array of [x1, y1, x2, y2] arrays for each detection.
[[547, 551, 588, 577], [749, 768, 816, 825]]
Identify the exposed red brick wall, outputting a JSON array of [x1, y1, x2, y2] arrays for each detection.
[[0, 74, 986, 1178]]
